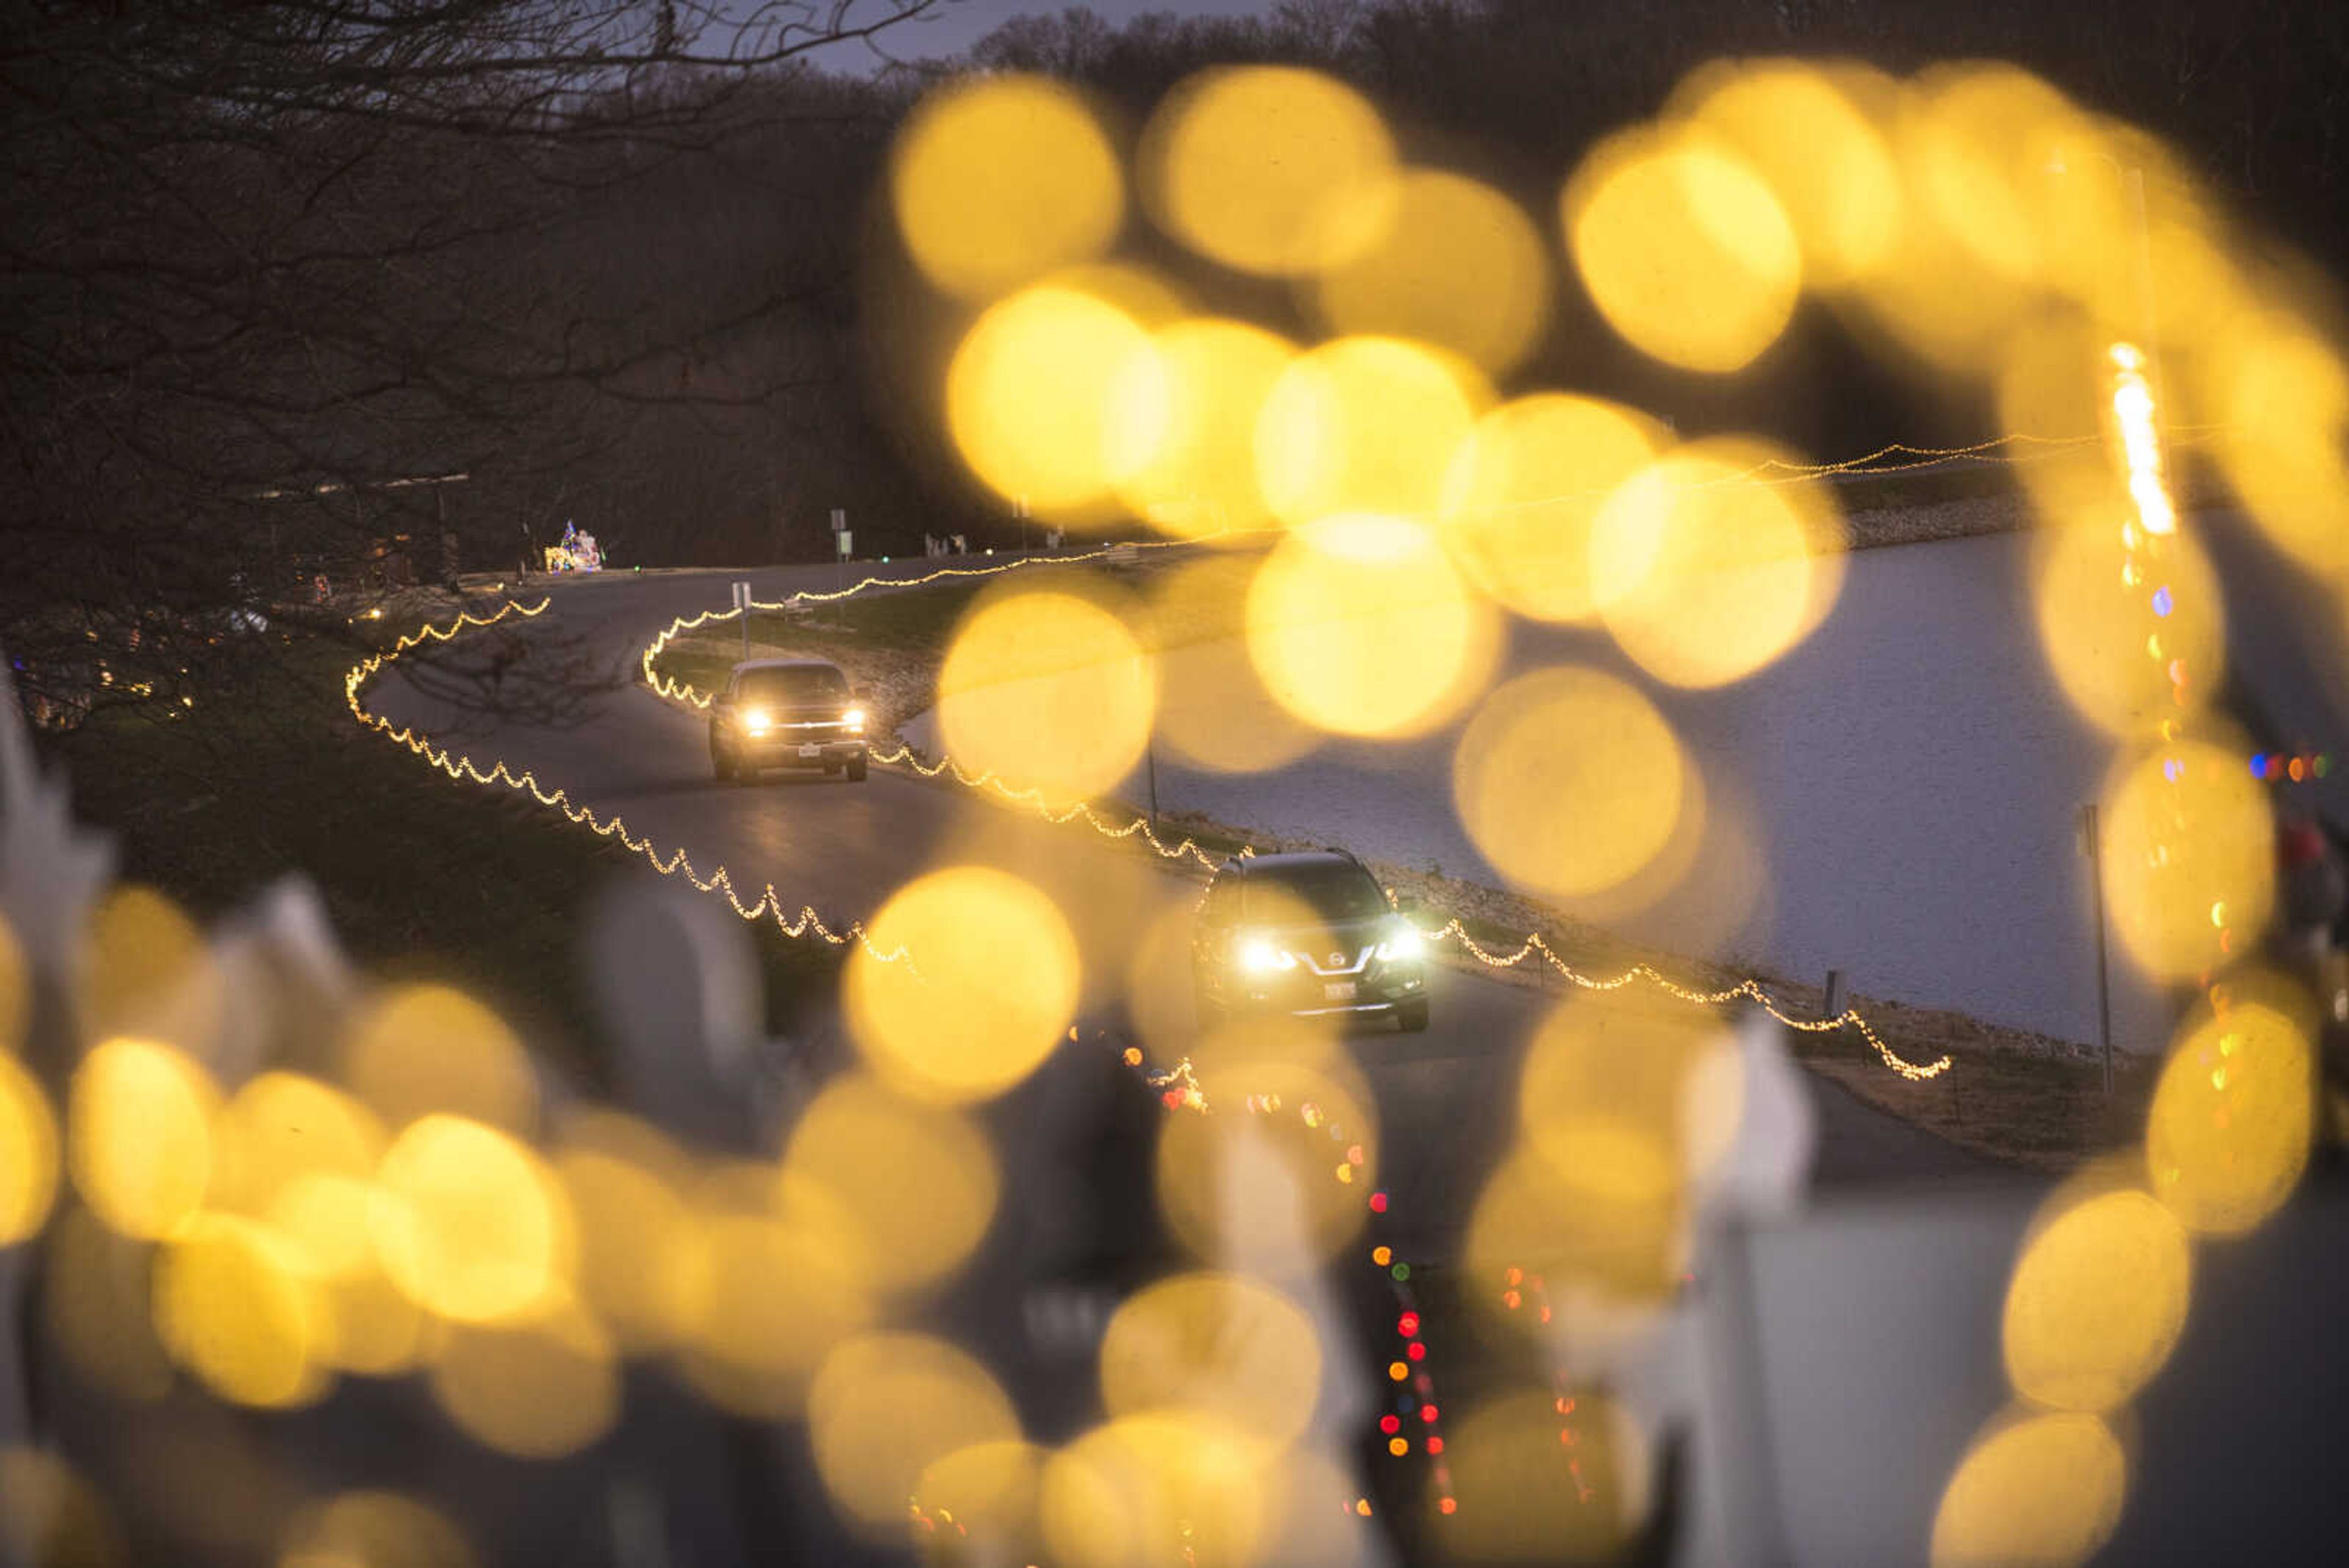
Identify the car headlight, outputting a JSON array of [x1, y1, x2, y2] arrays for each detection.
[[743, 708, 771, 737], [1375, 925, 1424, 963], [1240, 937, 1293, 973], [842, 707, 866, 732]]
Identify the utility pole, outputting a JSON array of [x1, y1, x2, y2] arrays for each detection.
[[830, 508, 850, 631], [2080, 803, 2116, 1095]]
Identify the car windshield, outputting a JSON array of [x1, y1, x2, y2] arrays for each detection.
[[1245, 863, 1389, 925], [738, 666, 847, 706]]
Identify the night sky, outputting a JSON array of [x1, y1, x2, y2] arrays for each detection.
[[801, 0, 1280, 70]]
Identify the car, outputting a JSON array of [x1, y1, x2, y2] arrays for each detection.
[[708, 657, 869, 783], [1190, 849, 1430, 1031]]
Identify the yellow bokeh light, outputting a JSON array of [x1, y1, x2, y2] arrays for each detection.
[[1439, 393, 1669, 625], [1590, 440, 1846, 688], [2002, 1187, 2189, 1412], [2031, 509, 2225, 735], [280, 1490, 477, 1568], [0, 1050, 59, 1245], [340, 984, 536, 1137], [937, 584, 1157, 803], [1040, 1413, 1271, 1568], [1907, 64, 2091, 294], [1308, 169, 1552, 376], [1995, 318, 2144, 532], [0, 1447, 121, 1568], [1149, 553, 1319, 775], [1675, 59, 1902, 288], [1156, 1053, 1376, 1265], [429, 1297, 618, 1459], [1098, 1273, 1321, 1448], [0, 912, 26, 1052], [846, 866, 1080, 1104], [42, 1204, 177, 1402], [264, 1172, 380, 1282], [916, 1440, 1047, 1562], [946, 284, 1162, 520], [1501, 998, 1731, 1298], [67, 1035, 218, 1241], [1140, 65, 1399, 277], [891, 74, 1122, 301], [1112, 316, 1297, 538], [1566, 123, 1802, 373], [809, 1333, 1021, 1535], [313, 1254, 435, 1378], [209, 1071, 385, 1219], [781, 1072, 1000, 1296], [76, 884, 220, 1050], [1931, 1410, 2125, 1568], [154, 1212, 329, 1410], [1443, 1390, 1649, 1563], [554, 1128, 693, 1353], [1255, 336, 1487, 527], [2207, 316, 2349, 576], [2147, 1000, 2314, 1235], [2098, 738, 2274, 982], [669, 1180, 874, 1416], [370, 1113, 570, 1325], [1452, 666, 1689, 900], [1245, 512, 1496, 740]]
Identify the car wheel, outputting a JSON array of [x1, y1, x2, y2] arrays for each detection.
[[1397, 998, 1430, 1033], [846, 754, 868, 782]]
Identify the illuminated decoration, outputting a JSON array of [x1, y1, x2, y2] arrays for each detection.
[[1307, 169, 1554, 377], [345, 599, 915, 966], [640, 589, 1942, 1082], [1108, 1032, 1457, 1507], [1138, 65, 1401, 277], [542, 521, 602, 573], [2250, 751, 2333, 782], [2109, 344, 2176, 537], [889, 73, 1123, 302], [1565, 122, 1802, 373], [1935, 338, 2299, 1558]]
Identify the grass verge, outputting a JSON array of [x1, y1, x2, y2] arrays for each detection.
[[40, 628, 840, 1083]]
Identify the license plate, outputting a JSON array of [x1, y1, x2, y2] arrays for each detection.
[[798, 744, 822, 759], [1323, 981, 1357, 1002]]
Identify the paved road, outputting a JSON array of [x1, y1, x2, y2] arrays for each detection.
[[988, 511, 2345, 1055], [369, 560, 1989, 1258]]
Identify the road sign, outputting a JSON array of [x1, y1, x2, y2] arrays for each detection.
[[829, 507, 847, 532], [835, 530, 853, 557]]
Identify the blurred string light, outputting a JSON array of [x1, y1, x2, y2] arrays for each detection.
[[1565, 121, 1803, 373], [889, 74, 1124, 302], [1137, 65, 1400, 278], [344, 598, 914, 965], [636, 590, 1945, 1080], [1935, 342, 2313, 1566]]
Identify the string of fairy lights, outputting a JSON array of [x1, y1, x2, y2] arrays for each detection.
[[1925, 341, 2293, 1555], [341, 598, 916, 967], [638, 556, 1952, 1080], [1118, 1041, 1458, 1515]]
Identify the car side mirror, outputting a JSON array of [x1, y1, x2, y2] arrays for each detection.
[[1393, 892, 1422, 914], [711, 691, 734, 708], [851, 685, 871, 702]]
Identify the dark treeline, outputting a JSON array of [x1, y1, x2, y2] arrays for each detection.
[[6, 0, 2343, 724]]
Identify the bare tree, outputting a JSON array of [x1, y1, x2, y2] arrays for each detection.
[[1, 0, 954, 732]]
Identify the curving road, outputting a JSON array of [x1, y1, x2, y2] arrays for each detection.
[[366, 559, 1991, 1255]]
